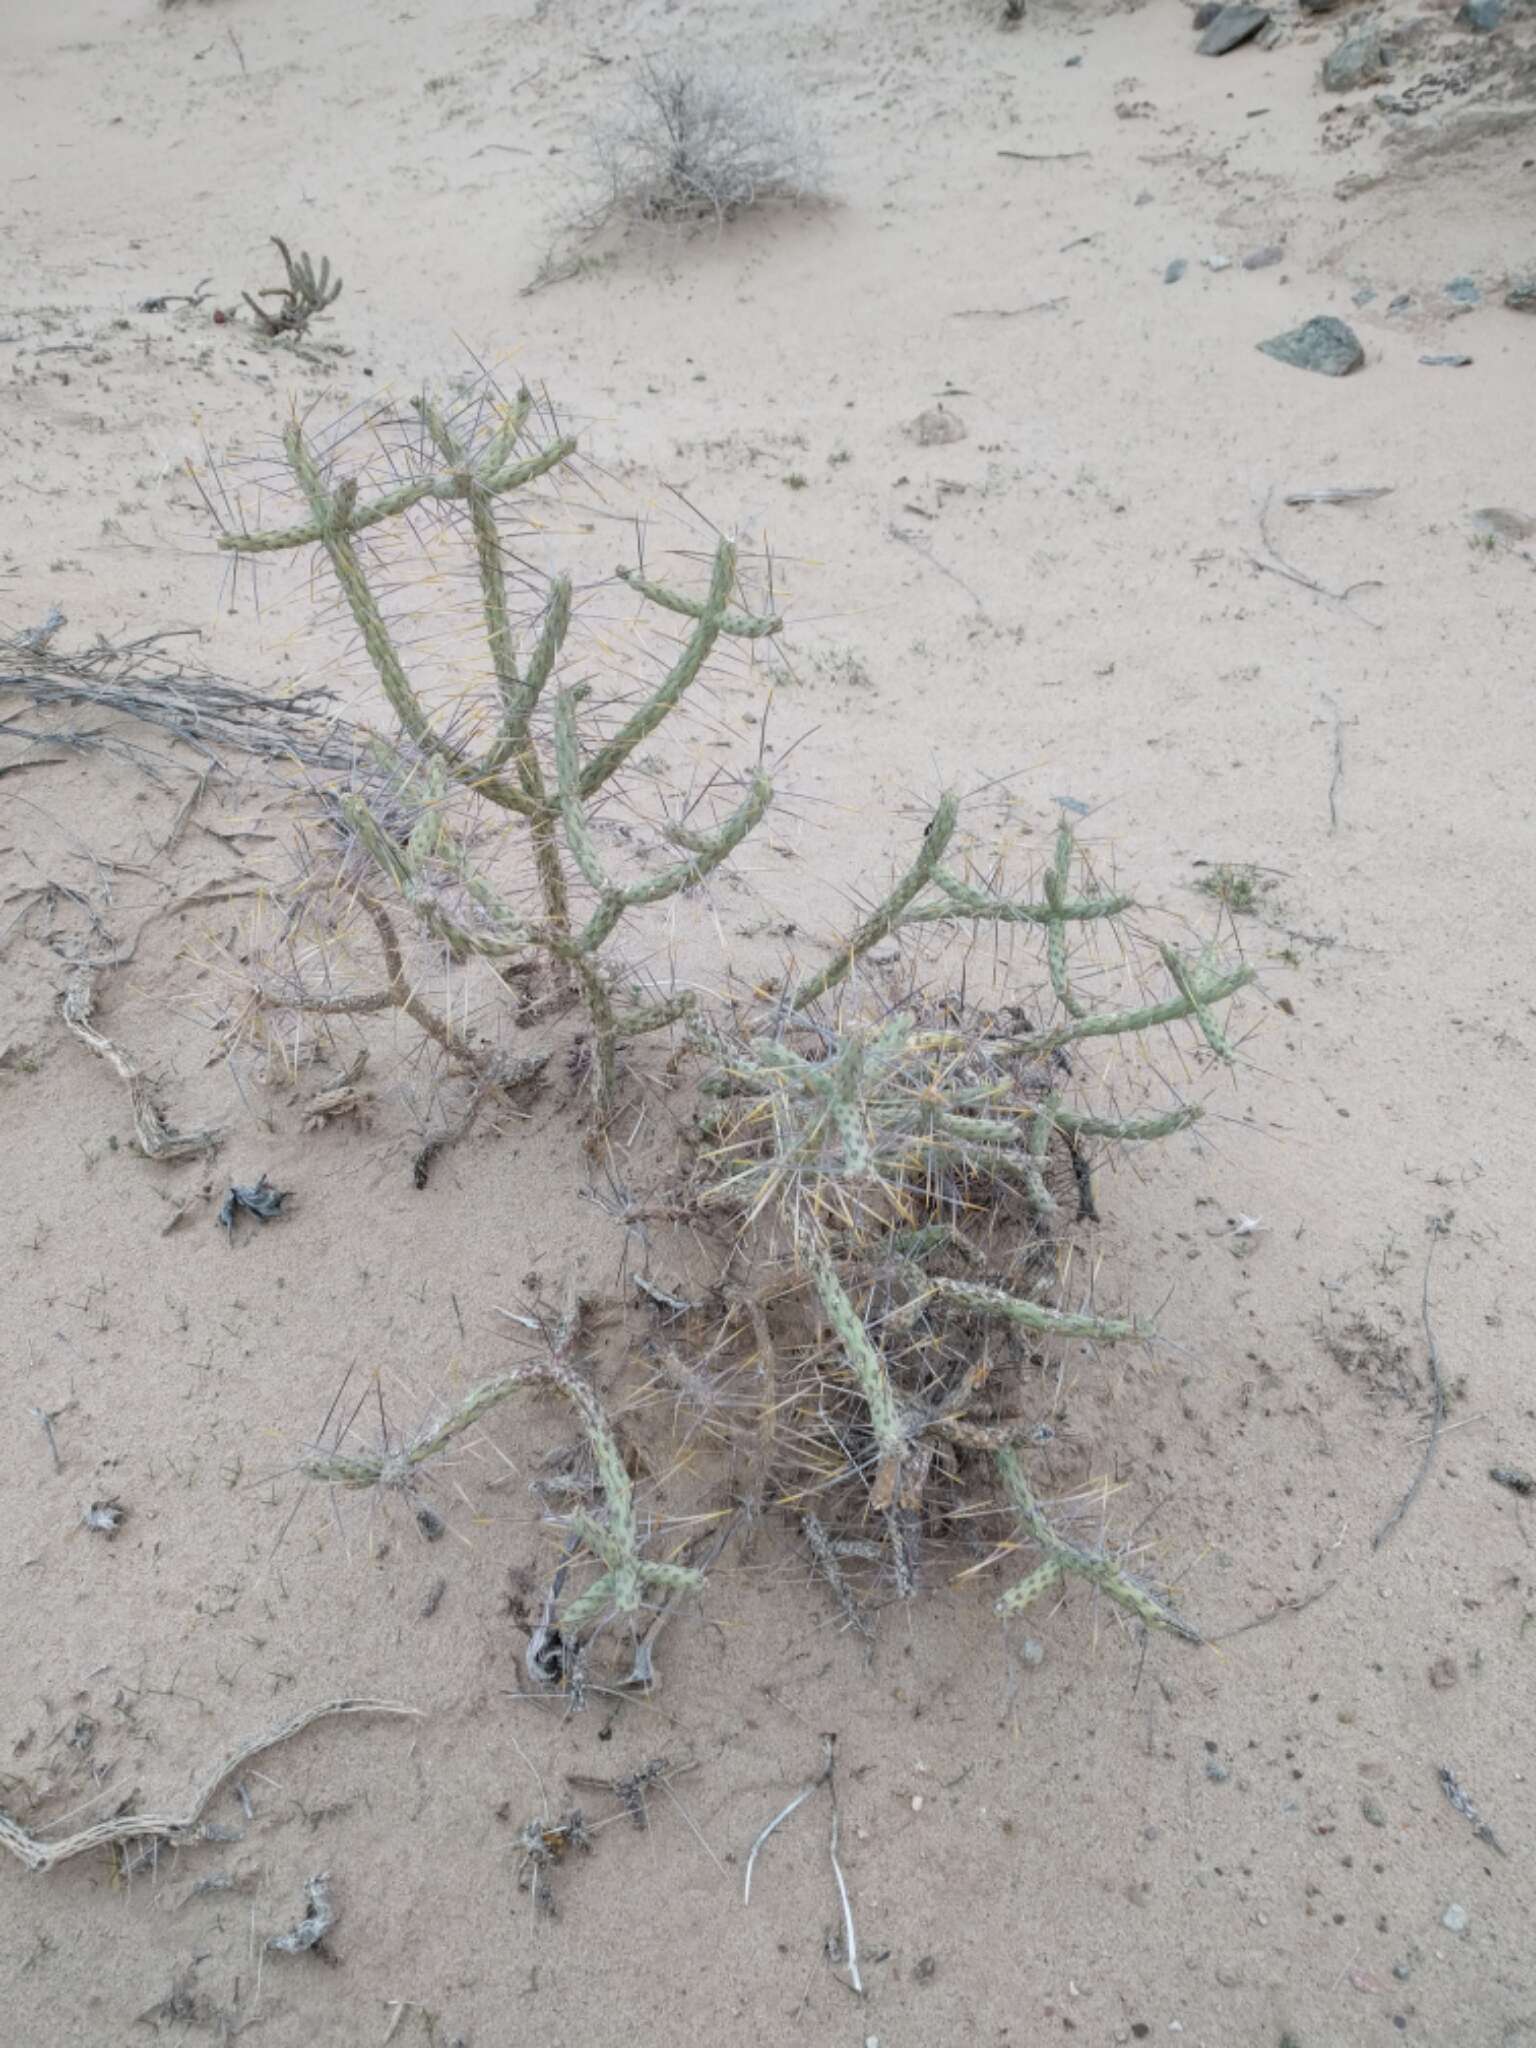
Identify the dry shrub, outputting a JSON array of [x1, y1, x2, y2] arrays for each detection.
[[590, 57, 827, 225]]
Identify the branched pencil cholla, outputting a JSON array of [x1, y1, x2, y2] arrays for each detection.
[[224, 371, 1258, 1676]]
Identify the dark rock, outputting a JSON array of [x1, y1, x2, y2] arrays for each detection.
[[1257, 315, 1364, 376], [1456, 0, 1505, 29], [1299, 0, 1341, 12], [1242, 243, 1284, 270], [1165, 257, 1188, 283], [1196, 4, 1271, 55], [1192, 1, 1223, 24], [1505, 277, 1536, 311], [1323, 31, 1392, 91]]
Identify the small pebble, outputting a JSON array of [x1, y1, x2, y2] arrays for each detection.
[[1444, 276, 1482, 303], [1165, 258, 1188, 284], [1020, 1637, 1046, 1666], [911, 1794, 924, 1812], [1205, 1760, 1231, 1783], [1442, 1903, 1469, 1933], [1393, 1962, 1411, 1982], [1361, 1796, 1387, 1827], [1242, 244, 1284, 269]]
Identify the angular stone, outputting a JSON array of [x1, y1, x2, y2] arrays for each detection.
[[1197, 5, 1271, 56], [1257, 315, 1364, 376], [1323, 32, 1392, 91]]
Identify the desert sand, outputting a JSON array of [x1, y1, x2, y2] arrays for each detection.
[[2, 2, 1534, 2044]]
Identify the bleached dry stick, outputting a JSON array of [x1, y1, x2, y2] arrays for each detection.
[[0, 1698, 417, 1874]]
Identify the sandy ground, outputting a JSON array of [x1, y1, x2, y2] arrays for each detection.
[[3, 1, 1536, 2043]]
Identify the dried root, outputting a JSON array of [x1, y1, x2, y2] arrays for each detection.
[[0, 1700, 417, 1874], [61, 970, 222, 1160]]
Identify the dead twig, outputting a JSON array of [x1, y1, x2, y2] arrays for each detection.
[[1207, 1577, 1339, 1643], [31, 1400, 74, 1473], [61, 969, 223, 1160], [1282, 487, 1393, 506], [743, 1739, 833, 1905], [949, 300, 1065, 318], [802, 1515, 874, 1641], [825, 1756, 862, 1998], [1322, 692, 1346, 831], [0, 1699, 418, 1873], [1373, 1250, 1446, 1550], [138, 278, 214, 314], [0, 630, 361, 774], [1249, 490, 1384, 628], [743, 1737, 862, 1998]]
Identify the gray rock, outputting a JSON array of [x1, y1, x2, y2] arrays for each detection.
[[1299, 0, 1342, 12], [1470, 507, 1536, 542], [1420, 353, 1473, 367], [1192, 1, 1223, 24], [1197, 4, 1271, 55], [1506, 277, 1536, 311], [1457, 0, 1505, 28], [1442, 1903, 1469, 1934], [1353, 285, 1377, 306], [1165, 257, 1188, 284], [1242, 243, 1284, 270], [1257, 315, 1364, 376], [1444, 275, 1481, 303], [1323, 31, 1392, 91]]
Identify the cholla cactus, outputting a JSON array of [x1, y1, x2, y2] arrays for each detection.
[[241, 237, 343, 339], [217, 385, 781, 1102], [692, 810, 1253, 1621], [302, 1355, 702, 1642]]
